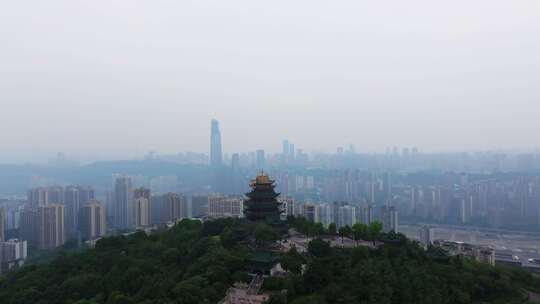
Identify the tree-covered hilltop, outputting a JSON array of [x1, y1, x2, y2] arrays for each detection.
[[2, 218, 540, 304], [0, 218, 254, 304]]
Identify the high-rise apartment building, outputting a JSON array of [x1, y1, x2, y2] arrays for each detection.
[[27, 186, 64, 208], [162, 193, 188, 223], [79, 201, 106, 240], [133, 187, 151, 201], [381, 206, 399, 233], [19, 209, 38, 247], [210, 119, 223, 167], [318, 203, 333, 227], [231, 153, 242, 194], [37, 204, 65, 250], [192, 195, 209, 218], [303, 204, 319, 222], [133, 187, 151, 227], [363, 205, 374, 225], [28, 188, 48, 208], [150, 195, 163, 225], [105, 190, 114, 223], [47, 186, 64, 204], [64, 186, 95, 239], [64, 186, 80, 238], [338, 205, 356, 228], [133, 197, 150, 228], [78, 186, 95, 204], [0, 208, 4, 242], [113, 176, 132, 229]]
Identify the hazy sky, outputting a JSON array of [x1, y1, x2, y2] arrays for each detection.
[[1, 0, 539, 162]]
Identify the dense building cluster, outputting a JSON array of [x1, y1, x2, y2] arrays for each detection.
[[1, 119, 540, 279], [282, 199, 398, 232], [272, 171, 540, 231]]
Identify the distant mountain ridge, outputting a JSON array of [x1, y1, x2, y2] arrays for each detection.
[[0, 160, 211, 194]]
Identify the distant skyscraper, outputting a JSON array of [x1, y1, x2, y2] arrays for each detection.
[[113, 176, 132, 229], [210, 119, 223, 167], [79, 201, 106, 240], [37, 204, 65, 250], [289, 144, 295, 161], [282, 140, 289, 156], [256, 149, 265, 169]]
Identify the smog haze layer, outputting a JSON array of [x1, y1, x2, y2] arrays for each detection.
[[1, 0, 539, 162]]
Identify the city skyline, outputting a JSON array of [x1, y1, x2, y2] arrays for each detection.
[[2, 115, 540, 164], [2, 120, 540, 165]]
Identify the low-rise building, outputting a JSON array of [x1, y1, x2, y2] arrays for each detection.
[[433, 240, 495, 266], [208, 196, 243, 218], [223, 276, 270, 304], [419, 226, 434, 247], [495, 251, 521, 268], [0, 239, 27, 274]]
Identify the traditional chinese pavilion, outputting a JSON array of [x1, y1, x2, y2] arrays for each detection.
[[244, 174, 287, 235]]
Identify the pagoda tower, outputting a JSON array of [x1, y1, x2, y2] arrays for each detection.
[[244, 174, 287, 233]]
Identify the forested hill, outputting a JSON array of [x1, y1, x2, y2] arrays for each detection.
[[1, 218, 540, 304]]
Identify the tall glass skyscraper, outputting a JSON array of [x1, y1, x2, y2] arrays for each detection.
[[210, 119, 223, 167]]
